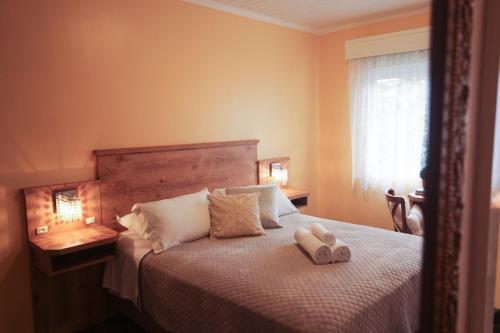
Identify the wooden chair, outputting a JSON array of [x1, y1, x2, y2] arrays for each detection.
[[385, 188, 411, 234]]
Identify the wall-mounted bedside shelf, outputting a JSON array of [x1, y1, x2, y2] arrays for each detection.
[[30, 224, 118, 276], [24, 180, 119, 332], [282, 188, 309, 208]]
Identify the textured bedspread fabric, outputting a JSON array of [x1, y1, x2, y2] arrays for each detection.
[[140, 213, 423, 333]]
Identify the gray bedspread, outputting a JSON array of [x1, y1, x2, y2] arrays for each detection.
[[140, 213, 422, 333]]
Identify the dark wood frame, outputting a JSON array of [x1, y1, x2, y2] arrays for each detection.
[[421, 0, 473, 331], [460, 0, 500, 330]]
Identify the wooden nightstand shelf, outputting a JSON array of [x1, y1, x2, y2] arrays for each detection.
[[282, 188, 310, 208], [24, 180, 119, 333], [29, 225, 119, 333], [30, 224, 118, 276], [24, 180, 118, 275]]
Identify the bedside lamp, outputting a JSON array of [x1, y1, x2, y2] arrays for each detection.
[[54, 189, 82, 222], [270, 162, 288, 187]]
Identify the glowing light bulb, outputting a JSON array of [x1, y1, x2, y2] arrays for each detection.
[[270, 163, 288, 187], [55, 192, 82, 222]]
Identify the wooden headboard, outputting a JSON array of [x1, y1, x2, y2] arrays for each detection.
[[94, 140, 259, 229]]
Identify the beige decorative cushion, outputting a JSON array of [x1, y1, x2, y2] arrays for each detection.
[[226, 185, 281, 228], [208, 193, 265, 239]]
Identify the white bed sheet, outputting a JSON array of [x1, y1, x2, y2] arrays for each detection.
[[102, 230, 152, 307]]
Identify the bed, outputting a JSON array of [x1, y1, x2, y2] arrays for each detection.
[[96, 140, 422, 333]]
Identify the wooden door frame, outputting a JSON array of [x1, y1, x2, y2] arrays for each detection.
[[459, 0, 500, 331], [422, 0, 500, 331]]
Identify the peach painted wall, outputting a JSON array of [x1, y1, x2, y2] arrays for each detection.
[[0, 0, 431, 329], [0, 1, 319, 331], [317, 13, 430, 229]]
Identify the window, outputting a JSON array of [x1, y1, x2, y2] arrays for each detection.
[[349, 50, 429, 191]]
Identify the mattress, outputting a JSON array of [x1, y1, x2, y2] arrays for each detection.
[[138, 214, 423, 333]]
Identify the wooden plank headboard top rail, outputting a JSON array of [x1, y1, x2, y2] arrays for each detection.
[[94, 139, 260, 156], [94, 140, 260, 230]]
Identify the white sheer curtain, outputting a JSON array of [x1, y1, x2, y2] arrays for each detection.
[[349, 50, 429, 191]]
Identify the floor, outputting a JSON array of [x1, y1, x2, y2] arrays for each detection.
[[495, 309, 500, 333], [80, 310, 500, 333], [78, 314, 146, 333]]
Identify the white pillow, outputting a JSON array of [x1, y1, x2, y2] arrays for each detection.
[[211, 185, 297, 217], [226, 185, 281, 228], [127, 188, 211, 254], [116, 212, 149, 237], [274, 187, 299, 216]]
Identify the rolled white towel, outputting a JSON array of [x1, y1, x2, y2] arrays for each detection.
[[331, 240, 351, 263], [310, 223, 336, 246], [294, 227, 332, 265]]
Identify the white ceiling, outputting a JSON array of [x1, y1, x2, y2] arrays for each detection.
[[185, 0, 430, 34]]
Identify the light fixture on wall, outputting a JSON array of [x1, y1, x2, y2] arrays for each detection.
[[270, 162, 288, 187], [54, 189, 82, 222]]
